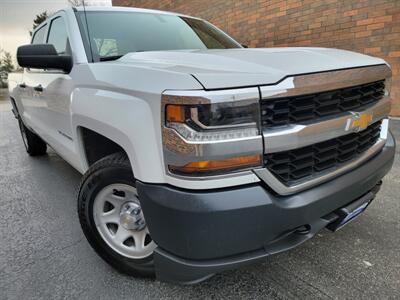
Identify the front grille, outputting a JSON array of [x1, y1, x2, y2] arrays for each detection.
[[261, 80, 385, 128], [264, 121, 382, 185]]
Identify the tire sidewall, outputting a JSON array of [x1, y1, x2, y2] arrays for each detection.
[[17, 117, 47, 156], [78, 163, 155, 276]]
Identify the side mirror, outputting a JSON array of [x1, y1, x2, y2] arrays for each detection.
[[17, 44, 73, 73]]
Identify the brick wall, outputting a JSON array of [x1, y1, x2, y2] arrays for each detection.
[[113, 0, 400, 116]]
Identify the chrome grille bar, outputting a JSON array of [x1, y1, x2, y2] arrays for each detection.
[[254, 119, 389, 196], [262, 96, 391, 153], [255, 65, 392, 195]]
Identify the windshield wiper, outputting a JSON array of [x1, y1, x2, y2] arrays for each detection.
[[99, 55, 123, 62]]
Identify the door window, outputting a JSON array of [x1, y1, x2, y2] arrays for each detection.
[[31, 25, 46, 44], [47, 17, 69, 54]]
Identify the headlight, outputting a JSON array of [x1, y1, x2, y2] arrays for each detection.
[[165, 100, 260, 141], [168, 155, 262, 176], [162, 89, 263, 177], [166, 101, 260, 128]]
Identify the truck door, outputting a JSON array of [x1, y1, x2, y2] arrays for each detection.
[[20, 23, 48, 131], [29, 14, 76, 163]]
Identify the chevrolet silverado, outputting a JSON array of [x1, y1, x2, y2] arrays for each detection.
[[8, 6, 395, 284]]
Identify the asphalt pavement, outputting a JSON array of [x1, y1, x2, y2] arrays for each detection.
[[0, 99, 399, 299]]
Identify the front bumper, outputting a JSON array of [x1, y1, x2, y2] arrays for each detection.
[[137, 132, 395, 284]]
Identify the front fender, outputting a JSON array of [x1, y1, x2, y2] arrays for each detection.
[[71, 88, 165, 182]]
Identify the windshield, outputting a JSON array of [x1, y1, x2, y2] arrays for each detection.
[[76, 11, 241, 62]]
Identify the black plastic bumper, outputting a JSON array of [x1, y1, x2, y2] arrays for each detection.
[[137, 132, 395, 284]]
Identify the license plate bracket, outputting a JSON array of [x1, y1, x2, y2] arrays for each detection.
[[327, 192, 374, 232]]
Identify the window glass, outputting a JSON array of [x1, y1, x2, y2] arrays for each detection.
[[77, 11, 240, 61], [94, 38, 118, 57], [32, 26, 46, 44], [47, 17, 69, 54]]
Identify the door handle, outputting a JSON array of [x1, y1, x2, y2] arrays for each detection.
[[33, 85, 43, 92], [19, 83, 26, 88]]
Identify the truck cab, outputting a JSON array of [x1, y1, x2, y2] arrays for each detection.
[[9, 6, 395, 284]]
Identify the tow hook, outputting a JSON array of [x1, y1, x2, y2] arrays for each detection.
[[295, 225, 311, 235]]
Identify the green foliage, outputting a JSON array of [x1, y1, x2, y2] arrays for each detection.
[[0, 49, 15, 88], [30, 11, 48, 36], [1, 52, 14, 74], [68, 0, 84, 6]]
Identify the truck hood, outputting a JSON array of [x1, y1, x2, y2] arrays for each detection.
[[118, 48, 386, 90]]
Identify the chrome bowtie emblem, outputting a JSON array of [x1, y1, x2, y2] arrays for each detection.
[[346, 112, 373, 132]]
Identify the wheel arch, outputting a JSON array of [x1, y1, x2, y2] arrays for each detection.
[[78, 126, 130, 167], [75, 123, 135, 174], [70, 87, 165, 182]]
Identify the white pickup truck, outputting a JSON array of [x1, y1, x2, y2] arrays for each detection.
[[8, 6, 395, 284]]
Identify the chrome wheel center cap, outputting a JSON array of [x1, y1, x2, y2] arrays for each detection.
[[119, 202, 146, 231]]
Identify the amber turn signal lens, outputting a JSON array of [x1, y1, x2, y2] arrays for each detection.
[[166, 105, 185, 123], [169, 155, 262, 175]]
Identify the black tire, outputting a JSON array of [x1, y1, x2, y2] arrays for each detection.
[[18, 117, 47, 156], [77, 152, 155, 277]]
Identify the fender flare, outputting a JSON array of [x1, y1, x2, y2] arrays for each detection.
[[70, 87, 165, 182], [73, 117, 136, 173]]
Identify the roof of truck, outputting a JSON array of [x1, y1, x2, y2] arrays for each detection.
[[34, 6, 200, 37], [72, 6, 198, 19]]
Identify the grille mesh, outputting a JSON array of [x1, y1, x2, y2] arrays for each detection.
[[261, 81, 385, 128], [264, 121, 382, 185]]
